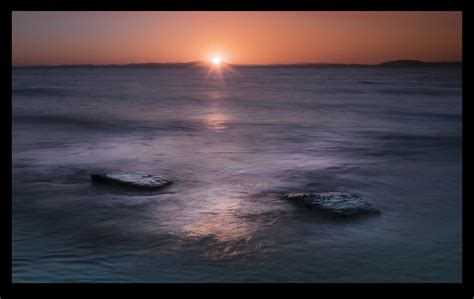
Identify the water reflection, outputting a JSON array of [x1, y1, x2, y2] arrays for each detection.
[[180, 189, 262, 261], [205, 62, 237, 81], [204, 113, 230, 130], [208, 90, 222, 100], [183, 214, 254, 260]]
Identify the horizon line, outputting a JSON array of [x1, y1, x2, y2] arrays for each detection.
[[12, 60, 463, 68]]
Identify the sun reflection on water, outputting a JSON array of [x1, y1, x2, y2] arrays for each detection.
[[208, 90, 222, 100], [179, 189, 265, 261], [203, 113, 230, 130]]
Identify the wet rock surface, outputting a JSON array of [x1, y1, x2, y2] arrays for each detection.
[[91, 173, 172, 190], [282, 192, 380, 216]]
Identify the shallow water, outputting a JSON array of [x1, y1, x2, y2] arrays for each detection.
[[12, 66, 462, 282]]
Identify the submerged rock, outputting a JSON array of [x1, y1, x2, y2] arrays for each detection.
[[282, 192, 380, 216], [91, 173, 172, 190]]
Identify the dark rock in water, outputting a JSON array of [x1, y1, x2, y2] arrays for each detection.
[[282, 192, 380, 216], [91, 173, 172, 190]]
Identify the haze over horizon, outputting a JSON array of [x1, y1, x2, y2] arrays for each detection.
[[12, 11, 462, 67], [11, 59, 463, 68]]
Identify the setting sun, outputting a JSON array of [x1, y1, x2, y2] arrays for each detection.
[[212, 56, 222, 66]]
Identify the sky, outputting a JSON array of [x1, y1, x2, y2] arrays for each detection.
[[12, 11, 462, 66]]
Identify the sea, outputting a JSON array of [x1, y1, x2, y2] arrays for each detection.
[[12, 66, 462, 282]]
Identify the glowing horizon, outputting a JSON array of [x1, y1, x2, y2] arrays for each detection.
[[12, 11, 462, 67], [212, 56, 222, 66]]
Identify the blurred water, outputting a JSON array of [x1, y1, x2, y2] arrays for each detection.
[[12, 66, 462, 282]]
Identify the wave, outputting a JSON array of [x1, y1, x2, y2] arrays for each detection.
[[13, 87, 70, 97], [358, 80, 385, 85], [376, 88, 459, 96], [360, 132, 462, 153], [12, 113, 198, 133], [13, 114, 113, 129]]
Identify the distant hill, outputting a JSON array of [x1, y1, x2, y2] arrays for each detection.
[[121, 61, 204, 68], [377, 60, 462, 67], [228, 63, 369, 68]]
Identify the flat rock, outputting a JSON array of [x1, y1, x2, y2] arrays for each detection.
[[91, 173, 172, 190], [282, 192, 380, 216]]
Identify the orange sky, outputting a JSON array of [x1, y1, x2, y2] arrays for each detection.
[[12, 11, 462, 66]]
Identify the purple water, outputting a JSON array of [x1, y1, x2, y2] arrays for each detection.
[[12, 66, 462, 282]]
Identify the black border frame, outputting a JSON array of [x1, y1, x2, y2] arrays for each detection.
[[3, 1, 470, 298]]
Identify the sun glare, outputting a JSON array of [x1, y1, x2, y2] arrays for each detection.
[[212, 56, 222, 66]]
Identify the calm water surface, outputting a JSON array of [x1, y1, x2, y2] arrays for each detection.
[[12, 66, 462, 282]]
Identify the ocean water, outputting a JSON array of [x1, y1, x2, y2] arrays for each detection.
[[12, 66, 462, 282]]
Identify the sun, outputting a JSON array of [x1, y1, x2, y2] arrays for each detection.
[[212, 56, 222, 66]]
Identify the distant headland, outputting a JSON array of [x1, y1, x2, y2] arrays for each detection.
[[13, 60, 461, 69], [377, 60, 461, 67]]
